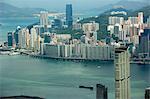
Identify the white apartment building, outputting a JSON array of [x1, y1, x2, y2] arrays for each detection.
[[114, 47, 130, 99]]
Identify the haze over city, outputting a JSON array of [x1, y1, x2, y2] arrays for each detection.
[[1, 0, 149, 12]]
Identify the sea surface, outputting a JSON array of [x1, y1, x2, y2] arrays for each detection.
[[0, 17, 150, 99], [0, 17, 39, 42]]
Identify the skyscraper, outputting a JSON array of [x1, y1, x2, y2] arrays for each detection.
[[7, 32, 14, 47], [40, 11, 49, 26], [14, 26, 21, 46], [96, 84, 108, 99], [139, 29, 150, 58], [66, 4, 73, 28], [8, 32, 13, 46], [114, 47, 130, 99]]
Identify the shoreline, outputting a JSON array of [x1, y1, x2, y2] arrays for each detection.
[[21, 51, 150, 65], [1, 50, 150, 64]]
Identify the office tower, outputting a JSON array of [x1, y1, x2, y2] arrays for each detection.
[[66, 4, 73, 28], [139, 29, 150, 58], [14, 31, 19, 46], [7, 32, 14, 47], [40, 11, 49, 26], [96, 84, 108, 99], [114, 47, 130, 99], [14, 26, 21, 46], [145, 87, 150, 99]]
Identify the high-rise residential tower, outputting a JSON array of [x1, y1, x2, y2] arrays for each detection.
[[66, 4, 73, 28], [40, 11, 49, 26], [138, 12, 144, 24], [145, 87, 150, 99], [30, 27, 37, 50], [114, 47, 131, 99], [18, 28, 30, 49]]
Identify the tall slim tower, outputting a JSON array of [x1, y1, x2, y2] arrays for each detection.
[[114, 47, 130, 99], [66, 4, 73, 28], [30, 27, 37, 49]]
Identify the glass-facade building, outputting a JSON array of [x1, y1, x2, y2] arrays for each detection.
[[7, 32, 13, 46], [66, 4, 73, 28]]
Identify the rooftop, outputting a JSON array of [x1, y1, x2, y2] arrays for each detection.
[[115, 47, 128, 53]]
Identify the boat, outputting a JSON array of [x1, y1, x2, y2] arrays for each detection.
[[97, 66, 101, 68], [79, 85, 93, 90], [0, 95, 44, 99]]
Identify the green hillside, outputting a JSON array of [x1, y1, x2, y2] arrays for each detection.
[[79, 6, 150, 40]]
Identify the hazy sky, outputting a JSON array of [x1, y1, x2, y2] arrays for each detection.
[[2, 0, 145, 12]]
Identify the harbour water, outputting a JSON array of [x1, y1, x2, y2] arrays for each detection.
[[0, 17, 150, 99], [0, 55, 150, 99]]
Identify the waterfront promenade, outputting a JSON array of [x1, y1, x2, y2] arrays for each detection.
[[20, 51, 150, 64]]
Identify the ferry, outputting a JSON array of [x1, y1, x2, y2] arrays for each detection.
[[79, 85, 94, 90]]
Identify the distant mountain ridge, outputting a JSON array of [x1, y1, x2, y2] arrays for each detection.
[[91, 0, 147, 15], [0, 2, 47, 17], [80, 5, 150, 24]]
